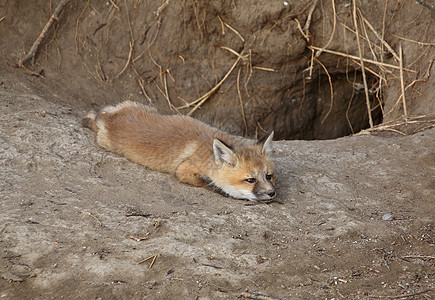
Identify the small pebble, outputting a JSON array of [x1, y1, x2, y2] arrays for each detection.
[[382, 213, 394, 221]]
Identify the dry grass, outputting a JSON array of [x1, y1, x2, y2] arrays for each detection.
[[19, 0, 434, 138], [304, 0, 435, 130], [355, 114, 435, 136]]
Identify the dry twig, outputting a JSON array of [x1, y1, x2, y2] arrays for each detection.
[[416, 0, 435, 14], [339, 22, 386, 57], [19, 0, 71, 66], [303, 0, 319, 40], [108, 0, 120, 11], [252, 66, 276, 72], [312, 57, 334, 123], [360, 12, 399, 61], [393, 35, 435, 46], [111, 0, 135, 81], [131, 58, 153, 103], [128, 234, 149, 242], [138, 254, 157, 269], [114, 41, 133, 80], [162, 71, 177, 112], [156, 0, 169, 18], [75, 0, 90, 54], [398, 42, 407, 119], [295, 18, 309, 41], [319, 0, 336, 51], [355, 114, 435, 136], [217, 16, 245, 42], [177, 48, 244, 115], [136, 77, 153, 103], [402, 255, 435, 259], [237, 67, 248, 136], [308, 46, 416, 73], [352, 1, 373, 128], [359, 12, 379, 63], [261, 0, 315, 45], [85, 212, 102, 227], [219, 46, 247, 61], [217, 15, 225, 34]]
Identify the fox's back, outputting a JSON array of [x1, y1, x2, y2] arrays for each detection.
[[89, 102, 238, 173]]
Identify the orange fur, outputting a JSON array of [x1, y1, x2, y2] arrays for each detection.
[[82, 101, 276, 202]]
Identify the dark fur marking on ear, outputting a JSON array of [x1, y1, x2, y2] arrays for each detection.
[[215, 138, 233, 150], [256, 130, 274, 145]]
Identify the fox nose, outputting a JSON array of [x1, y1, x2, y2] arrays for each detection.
[[267, 190, 276, 198]]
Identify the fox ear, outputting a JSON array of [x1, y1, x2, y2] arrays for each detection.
[[213, 139, 236, 166], [257, 130, 274, 156]]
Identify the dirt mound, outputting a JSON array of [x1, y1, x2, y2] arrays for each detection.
[[1, 83, 434, 299]]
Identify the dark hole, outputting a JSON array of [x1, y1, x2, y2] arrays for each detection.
[[262, 72, 383, 140]]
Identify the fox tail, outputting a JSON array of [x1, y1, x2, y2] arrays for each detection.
[[81, 108, 100, 133]]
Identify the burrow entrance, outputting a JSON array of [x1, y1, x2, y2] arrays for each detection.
[[258, 72, 383, 140]]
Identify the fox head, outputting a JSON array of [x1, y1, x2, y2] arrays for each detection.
[[211, 131, 276, 202]]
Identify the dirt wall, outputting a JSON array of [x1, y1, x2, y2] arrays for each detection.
[[1, 0, 433, 139]]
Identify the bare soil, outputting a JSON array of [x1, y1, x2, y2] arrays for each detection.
[[1, 1, 434, 299], [1, 79, 434, 299]]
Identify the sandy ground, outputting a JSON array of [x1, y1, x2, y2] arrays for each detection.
[[0, 80, 434, 299]]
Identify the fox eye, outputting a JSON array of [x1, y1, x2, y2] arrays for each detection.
[[245, 178, 256, 183], [266, 174, 273, 181]]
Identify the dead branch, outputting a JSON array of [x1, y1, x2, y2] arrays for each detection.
[[359, 12, 399, 61], [108, 0, 120, 11], [353, 1, 373, 128], [85, 212, 102, 227], [113, 41, 134, 80], [252, 66, 276, 72], [308, 46, 416, 73], [355, 114, 435, 136], [128, 233, 149, 242], [393, 35, 435, 46], [303, 0, 319, 40], [19, 0, 71, 67], [74, 0, 90, 55], [399, 43, 408, 119], [313, 57, 334, 124], [295, 18, 309, 42], [186, 54, 241, 116], [320, 0, 336, 51], [218, 16, 245, 42], [176, 47, 245, 115], [237, 67, 248, 135], [416, 0, 435, 14], [138, 254, 157, 269]]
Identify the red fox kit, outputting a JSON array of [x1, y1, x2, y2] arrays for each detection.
[[82, 101, 276, 202]]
